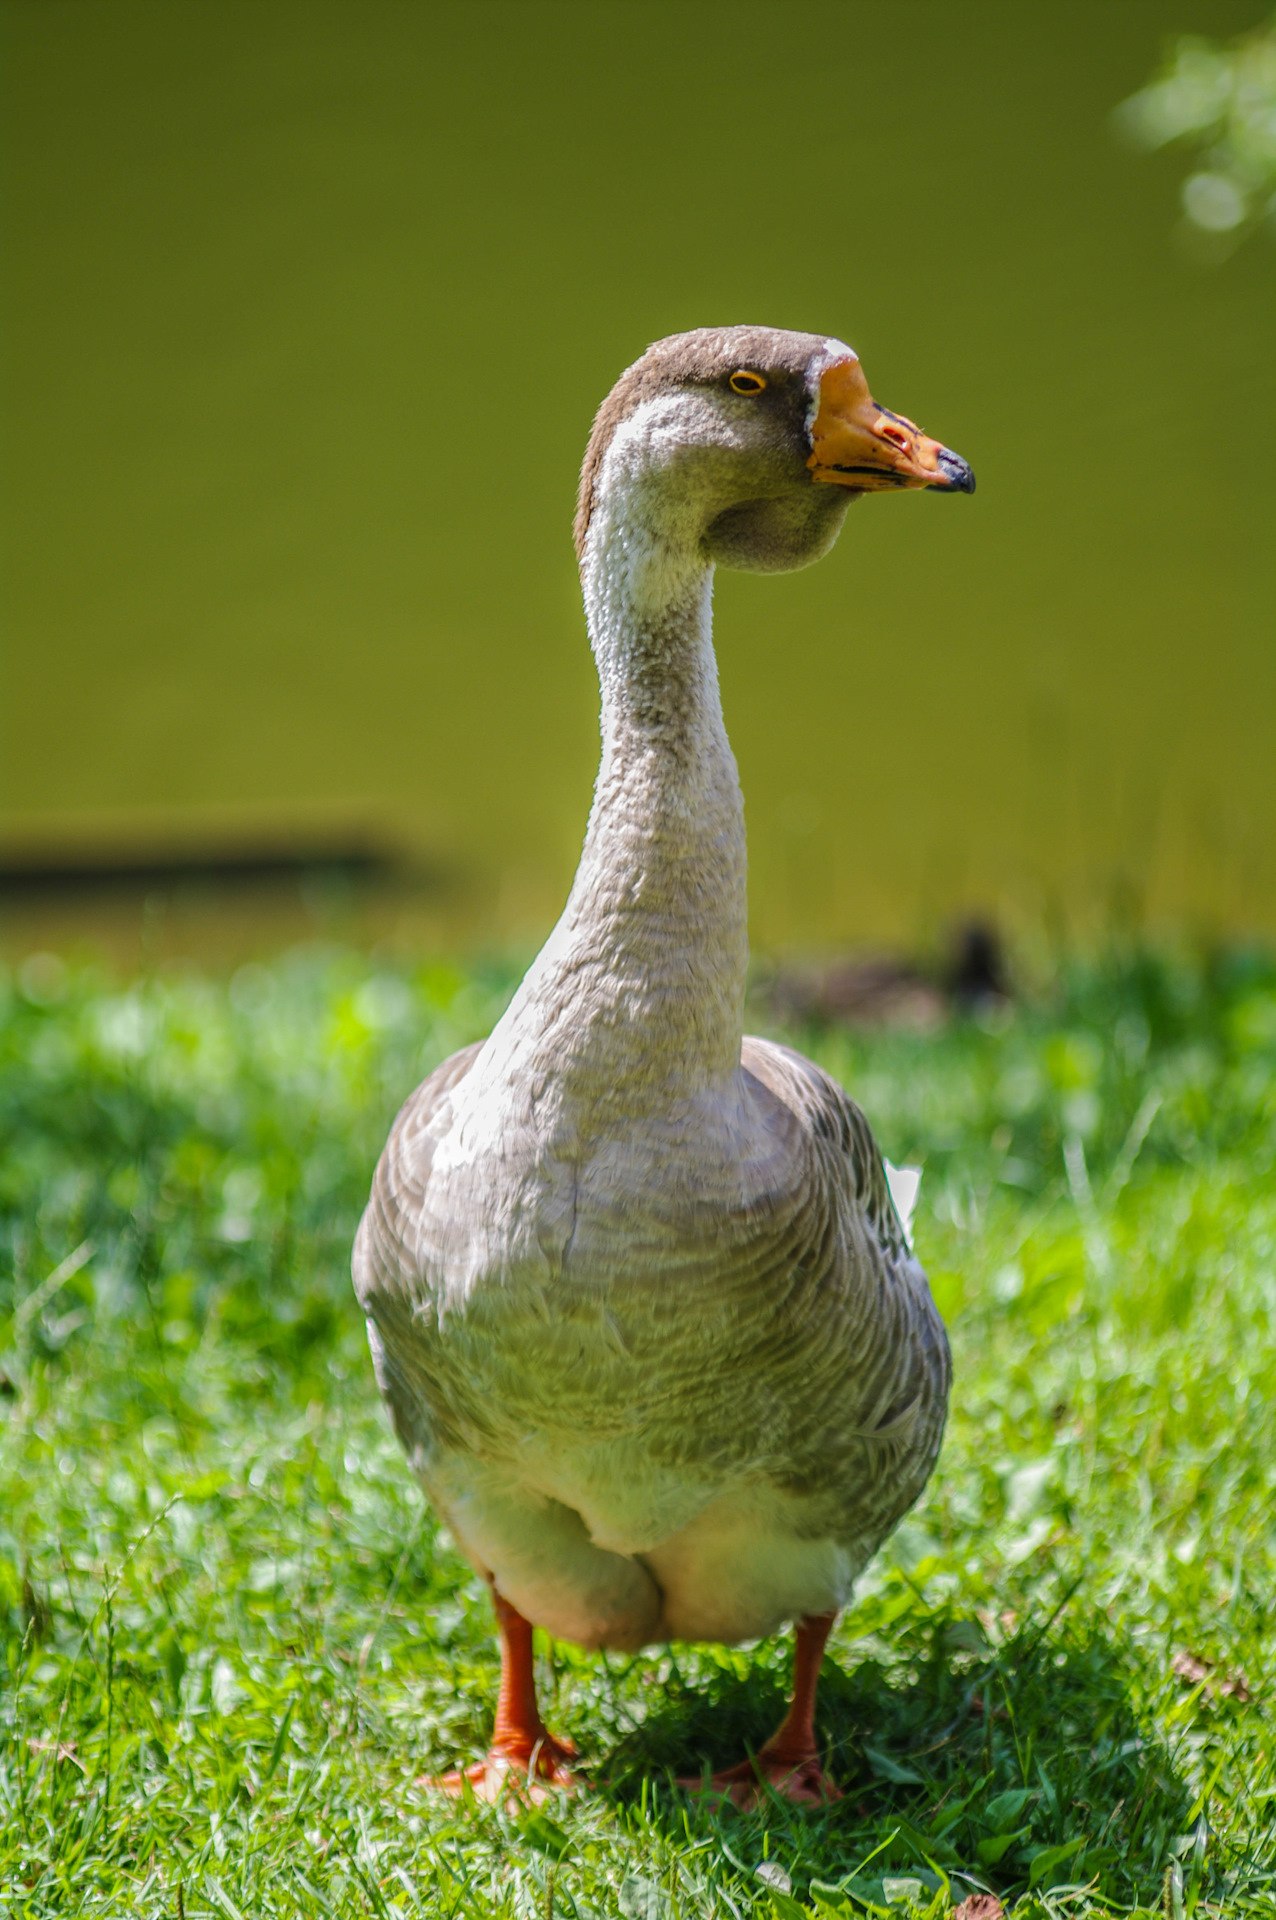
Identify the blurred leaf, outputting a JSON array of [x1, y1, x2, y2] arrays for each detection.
[[981, 1788, 1033, 1829], [766, 1889, 808, 1920], [1028, 1835, 1085, 1886], [975, 1830, 1025, 1865], [1116, 15, 1276, 247], [618, 1875, 669, 1920], [863, 1746, 924, 1785], [517, 1809, 571, 1860]]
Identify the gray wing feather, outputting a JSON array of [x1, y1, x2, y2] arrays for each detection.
[[353, 1038, 485, 1309], [732, 1035, 951, 1544]]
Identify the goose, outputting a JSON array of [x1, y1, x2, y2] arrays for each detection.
[[353, 325, 973, 1805]]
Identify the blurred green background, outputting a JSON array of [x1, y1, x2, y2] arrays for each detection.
[[3, 0, 1274, 960]]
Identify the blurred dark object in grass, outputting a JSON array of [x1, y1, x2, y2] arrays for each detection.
[[762, 920, 1009, 1031], [0, 832, 422, 898], [0, 830, 451, 965]]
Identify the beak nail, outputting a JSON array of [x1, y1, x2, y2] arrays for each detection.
[[934, 448, 976, 494]]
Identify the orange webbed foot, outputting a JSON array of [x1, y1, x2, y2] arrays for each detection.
[[424, 1730, 581, 1802], [678, 1610, 843, 1809], [678, 1741, 842, 1810], [425, 1589, 584, 1800]]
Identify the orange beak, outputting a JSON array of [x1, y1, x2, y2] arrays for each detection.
[[807, 356, 974, 495]]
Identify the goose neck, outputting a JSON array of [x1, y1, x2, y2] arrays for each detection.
[[471, 461, 752, 1128], [546, 512, 749, 1105]]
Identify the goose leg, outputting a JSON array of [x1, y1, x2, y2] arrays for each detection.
[[679, 1610, 842, 1808], [429, 1590, 579, 1799]]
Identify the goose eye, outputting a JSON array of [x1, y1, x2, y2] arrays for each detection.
[[728, 370, 767, 396]]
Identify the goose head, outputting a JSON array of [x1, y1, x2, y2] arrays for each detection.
[[575, 324, 974, 579]]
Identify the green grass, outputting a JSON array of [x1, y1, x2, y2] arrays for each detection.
[[1, 940, 1274, 1918]]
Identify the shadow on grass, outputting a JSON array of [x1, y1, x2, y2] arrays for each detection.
[[593, 1608, 1194, 1908]]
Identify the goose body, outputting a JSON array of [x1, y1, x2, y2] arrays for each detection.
[[360, 1031, 944, 1650], [354, 326, 971, 1798]]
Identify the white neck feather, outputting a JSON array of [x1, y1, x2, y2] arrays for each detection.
[[480, 405, 748, 1119]]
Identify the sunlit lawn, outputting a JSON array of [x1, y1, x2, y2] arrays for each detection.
[[1, 941, 1273, 1918]]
